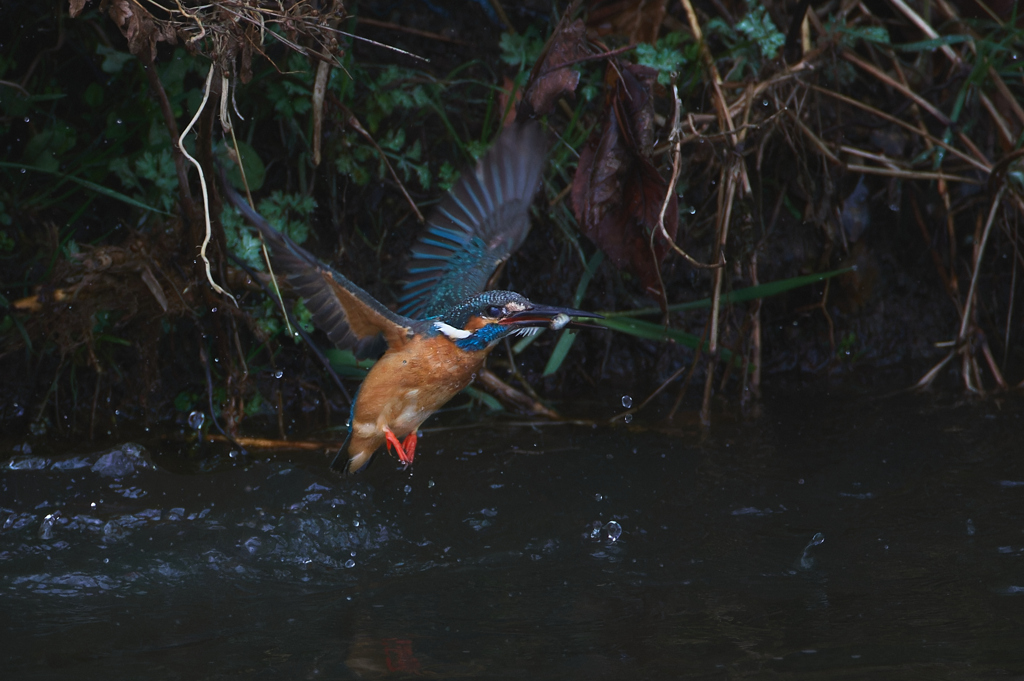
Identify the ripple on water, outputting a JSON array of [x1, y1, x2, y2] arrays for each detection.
[[0, 442, 406, 598]]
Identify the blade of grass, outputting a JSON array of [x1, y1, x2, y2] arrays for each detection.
[[597, 316, 742, 367], [462, 385, 505, 411], [541, 250, 604, 375], [0, 162, 172, 215], [601, 266, 853, 318]]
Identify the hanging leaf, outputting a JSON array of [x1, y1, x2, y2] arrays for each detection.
[[518, 18, 588, 119], [571, 63, 677, 312]]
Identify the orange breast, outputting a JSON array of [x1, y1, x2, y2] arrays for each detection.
[[345, 335, 488, 469]]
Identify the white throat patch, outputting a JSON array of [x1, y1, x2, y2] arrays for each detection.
[[433, 321, 472, 340]]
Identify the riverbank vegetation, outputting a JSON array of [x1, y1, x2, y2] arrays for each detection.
[[1, 0, 1022, 449]]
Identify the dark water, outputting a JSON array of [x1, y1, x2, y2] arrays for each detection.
[[3, 389, 1024, 679]]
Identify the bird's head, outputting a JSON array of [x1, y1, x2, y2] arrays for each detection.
[[431, 291, 601, 351]]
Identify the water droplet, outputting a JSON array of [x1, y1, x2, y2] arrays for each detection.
[[762, 99, 769, 107], [116, 118, 123, 125], [24, 117, 30, 123], [621, 395, 633, 408], [344, 559, 356, 568], [428, 480, 435, 488], [889, 203, 899, 211], [594, 493, 603, 502], [38, 512, 60, 540], [623, 414, 633, 424], [603, 520, 622, 542], [810, 532, 824, 546], [187, 410, 205, 430], [404, 485, 412, 495], [274, 370, 283, 379], [689, 206, 696, 214]]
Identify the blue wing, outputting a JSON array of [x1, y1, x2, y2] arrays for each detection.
[[397, 122, 547, 319], [223, 183, 419, 358]]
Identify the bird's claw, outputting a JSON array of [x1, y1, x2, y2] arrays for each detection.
[[384, 428, 416, 467]]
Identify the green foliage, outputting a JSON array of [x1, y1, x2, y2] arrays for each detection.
[[437, 162, 459, 191], [635, 32, 690, 86], [219, 140, 266, 193], [499, 26, 545, 72], [174, 391, 199, 413], [266, 52, 313, 120], [222, 191, 315, 271], [330, 62, 440, 188], [326, 348, 373, 377], [244, 390, 264, 417], [23, 123, 77, 172], [254, 297, 282, 337], [357, 65, 432, 133], [579, 66, 604, 102], [96, 44, 134, 74], [735, 0, 786, 60], [0, 200, 12, 228], [292, 298, 314, 335], [836, 332, 863, 363], [108, 148, 178, 214]]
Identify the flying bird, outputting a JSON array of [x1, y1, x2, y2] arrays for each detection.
[[224, 122, 599, 473]]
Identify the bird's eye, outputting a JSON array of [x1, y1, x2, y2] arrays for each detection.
[[486, 306, 503, 318]]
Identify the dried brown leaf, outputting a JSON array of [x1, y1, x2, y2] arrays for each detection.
[[572, 63, 677, 306], [104, 0, 161, 61], [520, 19, 588, 118], [68, 0, 89, 19]]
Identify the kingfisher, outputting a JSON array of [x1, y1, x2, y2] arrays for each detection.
[[224, 122, 599, 473]]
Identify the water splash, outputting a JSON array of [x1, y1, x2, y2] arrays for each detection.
[[798, 532, 825, 570]]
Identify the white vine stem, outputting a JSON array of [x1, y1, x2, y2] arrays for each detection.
[[179, 63, 237, 305]]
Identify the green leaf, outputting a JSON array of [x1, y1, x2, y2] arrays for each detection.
[[326, 348, 374, 377], [218, 140, 266, 192], [96, 44, 134, 74]]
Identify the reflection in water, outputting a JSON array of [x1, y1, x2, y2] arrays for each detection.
[[3, 390, 1024, 678]]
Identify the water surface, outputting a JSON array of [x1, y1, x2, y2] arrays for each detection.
[[3, 388, 1023, 679]]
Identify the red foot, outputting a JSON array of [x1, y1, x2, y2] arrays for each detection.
[[401, 431, 417, 463], [383, 427, 416, 466]]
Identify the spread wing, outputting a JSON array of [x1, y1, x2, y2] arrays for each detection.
[[224, 184, 417, 357], [397, 121, 547, 319]]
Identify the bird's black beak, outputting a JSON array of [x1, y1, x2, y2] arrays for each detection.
[[500, 304, 604, 331]]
